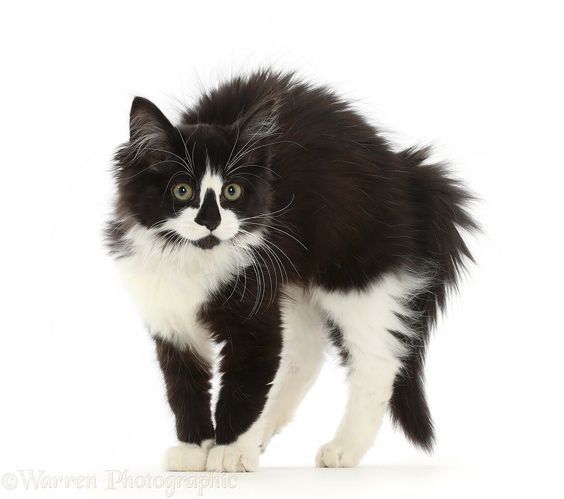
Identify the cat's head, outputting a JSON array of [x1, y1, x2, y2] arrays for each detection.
[[113, 97, 277, 251]]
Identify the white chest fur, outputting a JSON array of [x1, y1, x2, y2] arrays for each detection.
[[116, 224, 261, 359]]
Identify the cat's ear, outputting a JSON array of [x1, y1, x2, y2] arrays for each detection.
[[129, 96, 175, 150], [237, 97, 280, 141]]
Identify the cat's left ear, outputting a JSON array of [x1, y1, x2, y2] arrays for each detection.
[[129, 96, 175, 150], [236, 96, 280, 142]]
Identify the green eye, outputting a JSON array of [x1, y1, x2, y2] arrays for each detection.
[[223, 183, 243, 201], [172, 183, 193, 201]]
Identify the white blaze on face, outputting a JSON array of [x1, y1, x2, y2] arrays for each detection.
[[162, 168, 240, 243]]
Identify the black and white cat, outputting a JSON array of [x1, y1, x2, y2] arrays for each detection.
[[107, 70, 477, 472]]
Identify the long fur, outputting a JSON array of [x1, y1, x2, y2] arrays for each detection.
[[107, 69, 477, 468]]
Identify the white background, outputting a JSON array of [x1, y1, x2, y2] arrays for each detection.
[[1, 1, 563, 498]]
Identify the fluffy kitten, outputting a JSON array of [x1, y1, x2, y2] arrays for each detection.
[[107, 70, 477, 471]]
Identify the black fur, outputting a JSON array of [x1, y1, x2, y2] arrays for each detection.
[[155, 338, 215, 444], [108, 69, 477, 452], [202, 297, 282, 445]]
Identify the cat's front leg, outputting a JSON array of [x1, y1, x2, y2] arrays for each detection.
[[205, 316, 282, 472], [155, 337, 215, 471]]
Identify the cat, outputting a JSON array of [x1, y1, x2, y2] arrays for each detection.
[[106, 69, 477, 472]]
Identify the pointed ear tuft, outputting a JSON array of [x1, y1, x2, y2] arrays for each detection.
[[129, 96, 174, 150]]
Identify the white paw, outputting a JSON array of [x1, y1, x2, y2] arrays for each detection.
[[206, 443, 260, 472], [163, 440, 214, 471], [260, 412, 294, 451], [315, 440, 366, 468]]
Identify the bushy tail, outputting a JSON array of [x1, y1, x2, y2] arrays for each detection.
[[389, 147, 479, 452]]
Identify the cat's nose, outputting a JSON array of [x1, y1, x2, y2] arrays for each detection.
[[195, 189, 221, 231]]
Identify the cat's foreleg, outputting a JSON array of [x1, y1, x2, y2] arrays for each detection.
[[155, 338, 215, 471], [205, 317, 282, 472]]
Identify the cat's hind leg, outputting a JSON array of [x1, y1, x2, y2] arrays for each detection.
[[260, 285, 326, 451], [313, 272, 423, 467]]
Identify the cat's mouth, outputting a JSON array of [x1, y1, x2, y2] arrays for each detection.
[[157, 230, 222, 250], [192, 234, 221, 249]]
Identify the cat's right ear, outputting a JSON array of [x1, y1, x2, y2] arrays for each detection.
[[129, 96, 175, 151]]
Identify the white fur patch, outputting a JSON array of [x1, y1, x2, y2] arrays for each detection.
[[163, 439, 214, 472], [116, 223, 263, 356], [163, 168, 240, 243], [206, 422, 263, 472], [312, 271, 427, 468], [312, 272, 427, 359], [260, 285, 326, 449]]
